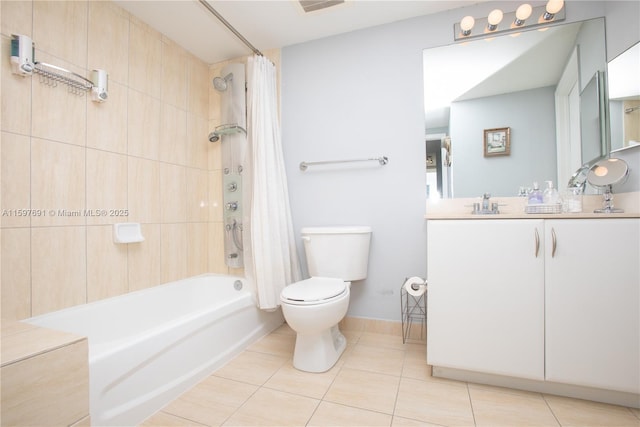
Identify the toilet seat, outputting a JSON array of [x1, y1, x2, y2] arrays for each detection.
[[280, 277, 347, 306]]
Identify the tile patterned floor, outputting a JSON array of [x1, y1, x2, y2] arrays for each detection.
[[140, 324, 640, 426]]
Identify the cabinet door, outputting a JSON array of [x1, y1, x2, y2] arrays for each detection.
[[427, 220, 545, 380], [545, 219, 640, 393]]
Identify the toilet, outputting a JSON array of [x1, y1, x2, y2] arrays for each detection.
[[280, 226, 372, 373]]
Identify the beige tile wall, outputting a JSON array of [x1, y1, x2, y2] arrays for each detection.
[[1, 321, 90, 426], [0, 0, 245, 320]]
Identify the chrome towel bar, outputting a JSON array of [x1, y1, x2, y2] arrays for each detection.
[[299, 156, 388, 171]]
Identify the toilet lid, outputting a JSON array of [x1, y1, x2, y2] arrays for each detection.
[[281, 277, 347, 304]]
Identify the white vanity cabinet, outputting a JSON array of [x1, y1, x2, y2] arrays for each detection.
[[544, 219, 640, 393], [427, 218, 639, 394], [426, 220, 545, 380]]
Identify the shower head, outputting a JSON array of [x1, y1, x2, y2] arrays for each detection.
[[208, 131, 220, 143], [213, 72, 233, 92]]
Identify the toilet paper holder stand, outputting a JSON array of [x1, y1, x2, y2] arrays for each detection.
[[400, 277, 427, 344]]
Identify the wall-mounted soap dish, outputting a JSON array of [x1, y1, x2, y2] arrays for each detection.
[[113, 223, 144, 243]]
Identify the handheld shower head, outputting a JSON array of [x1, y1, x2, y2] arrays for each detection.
[[213, 72, 233, 92], [208, 124, 246, 143], [208, 131, 220, 143]]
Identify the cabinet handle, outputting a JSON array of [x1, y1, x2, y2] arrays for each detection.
[[534, 228, 540, 258], [551, 228, 557, 258]]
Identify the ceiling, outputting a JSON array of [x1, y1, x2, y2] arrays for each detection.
[[114, 0, 488, 64]]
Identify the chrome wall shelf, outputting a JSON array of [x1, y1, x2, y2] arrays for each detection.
[[33, 62, 93, 95]]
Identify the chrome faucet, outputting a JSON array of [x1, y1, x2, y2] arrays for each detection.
[[482, 193, 491, 211], [472, 193, 500, 214]]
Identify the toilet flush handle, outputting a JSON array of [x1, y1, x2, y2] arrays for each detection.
[[302, 236, 311, 242]]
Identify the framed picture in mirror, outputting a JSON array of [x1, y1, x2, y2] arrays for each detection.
[[484, 127, 511, 157]]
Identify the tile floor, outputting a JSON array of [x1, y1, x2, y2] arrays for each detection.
[[140, 324, 640, 426]]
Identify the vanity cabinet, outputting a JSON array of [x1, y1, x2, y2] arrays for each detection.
[[427, 220, 545, 380], [544, 219, 639, 393], [427, 218, 639, 394]]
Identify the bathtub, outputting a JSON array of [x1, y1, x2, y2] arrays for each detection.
[[25, 274, 284, 426]]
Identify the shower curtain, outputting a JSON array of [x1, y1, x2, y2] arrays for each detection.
[[244, 54, 302, 310]]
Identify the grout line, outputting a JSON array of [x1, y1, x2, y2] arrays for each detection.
[[155, 411, 208, 427], [541, 394, 563, 427], [390, 363, 403, 425], [218, 380, 262, 427], [466, 382, 478, 427]]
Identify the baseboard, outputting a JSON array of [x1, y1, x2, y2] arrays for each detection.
[[339, 316, 426, 342], [433, 366, 640, 409]]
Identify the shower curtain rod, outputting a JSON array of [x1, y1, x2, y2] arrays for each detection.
[[198, 0, 263, 57]]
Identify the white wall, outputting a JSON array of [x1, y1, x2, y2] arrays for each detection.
[[281, 1, 637, 321]]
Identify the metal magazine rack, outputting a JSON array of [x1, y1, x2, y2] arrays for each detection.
[[400, 277, 427, 343]]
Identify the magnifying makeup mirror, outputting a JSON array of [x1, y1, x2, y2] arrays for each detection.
[[586, 158, 629, 213]]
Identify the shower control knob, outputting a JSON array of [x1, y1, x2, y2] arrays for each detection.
[[227, 182, 237, 192], [226, 202, 238, 211]]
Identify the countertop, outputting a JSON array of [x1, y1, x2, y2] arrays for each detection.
[[426, 192, 640, 220], [1, 320, 85, 367]]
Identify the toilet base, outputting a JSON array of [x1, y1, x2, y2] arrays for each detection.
[[292, 325, 346, 373]]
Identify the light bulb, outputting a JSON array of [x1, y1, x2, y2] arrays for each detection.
[[546, 0, 564, 14], [488, 9, 503, 25], [516, 4, 532, 21], [516, 3, 533, 20], [460, 15, 475, 35], [543, 0, 564, 20], [594, 166, 608, 177], [487, 9, 503, 31]]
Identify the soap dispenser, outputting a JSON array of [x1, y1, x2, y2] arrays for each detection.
[[528, 182, 543, 204], [543, 181, 560, 205]]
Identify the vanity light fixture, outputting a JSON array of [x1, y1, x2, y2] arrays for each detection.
[[454, 0, 565, 42]]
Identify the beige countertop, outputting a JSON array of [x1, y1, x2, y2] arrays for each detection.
[[1, 320, 85, 367], [426, 192, 640, 220]]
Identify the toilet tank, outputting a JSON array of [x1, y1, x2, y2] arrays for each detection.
[[301, 226, 372, 281]]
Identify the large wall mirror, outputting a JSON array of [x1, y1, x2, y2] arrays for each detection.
[[608, 41, 640, 153], [424, 18, 606, 198]]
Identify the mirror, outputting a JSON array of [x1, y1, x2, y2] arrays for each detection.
[[608, 42, 640, 152], [424, 18, 606, 198], [579, 70, 608, 164], [587, 158, 629, 213]]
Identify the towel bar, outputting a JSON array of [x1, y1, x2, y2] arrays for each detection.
[[299, 156, 388, 171]]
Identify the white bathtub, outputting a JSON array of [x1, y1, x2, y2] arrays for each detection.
[[25, 274, 284, 426]]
